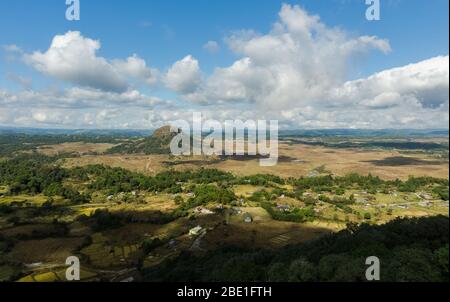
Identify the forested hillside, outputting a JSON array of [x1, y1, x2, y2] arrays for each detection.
[[144, 215, 449, 282]]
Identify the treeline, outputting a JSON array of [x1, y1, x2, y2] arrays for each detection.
[[0, 155, 239, 206], [171, 184, 237, 217], [287, 138, 448, 151], [142, 215, 449, 282], [0, 134, 124, 156], [1, 154, 448, 205], [0, 154, 89, 203], [70, 165, 235, 194], [236, 174, 285, 186], [260, 202, 315, 223], [0, 154, 67, 194], [293, 173, 448, 197]]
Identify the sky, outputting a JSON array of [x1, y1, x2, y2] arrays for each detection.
[[0, 0, 448, 129]]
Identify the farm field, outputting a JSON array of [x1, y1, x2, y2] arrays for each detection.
[[62, 141, 449, 180], [37, 142, 117, 156]]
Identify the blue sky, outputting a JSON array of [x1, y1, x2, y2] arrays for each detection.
[[0, 0, 448, 129], [1, 0, 448, 76]]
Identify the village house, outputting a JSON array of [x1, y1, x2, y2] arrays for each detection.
[[195, 207, 214, 215], [276, 204, 291, 212], [189, 226, 203, 236], [243, 213, 253, 223]]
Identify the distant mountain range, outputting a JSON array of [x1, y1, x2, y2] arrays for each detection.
[[0, 126, 448, 138], [0, 126, 151, 137], [278, 129, 449, 138]]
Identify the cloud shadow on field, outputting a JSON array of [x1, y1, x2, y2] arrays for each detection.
[[363, 156, 446, 167]]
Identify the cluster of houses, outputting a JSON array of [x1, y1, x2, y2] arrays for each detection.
[[276, 204, 291, 212], [106, 191, 139, 202]]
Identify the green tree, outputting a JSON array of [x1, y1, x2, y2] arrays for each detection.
[[288, 258, 317, 282]]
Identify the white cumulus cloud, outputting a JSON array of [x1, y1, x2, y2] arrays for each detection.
[[177, 3, 392, 108], [164, 55, 202, 94], [203, 41, 220, 54], [24, 31, 158, 92]]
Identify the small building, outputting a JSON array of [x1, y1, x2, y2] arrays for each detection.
[[276, 204, 290, 212], [195, 207, 214, 215], [25, 262, 43, 268], [189, 226, 203, 236], [243, 213, 253, 223]]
